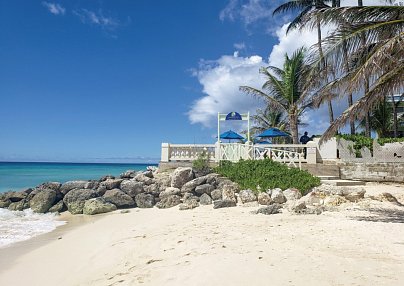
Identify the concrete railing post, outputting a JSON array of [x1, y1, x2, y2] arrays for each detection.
[[161, 143, 170, 162], [214, 142, 221, 163], [306, 142, 317, 164]]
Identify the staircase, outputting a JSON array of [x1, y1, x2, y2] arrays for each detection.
[[303, 164, 365, 186]]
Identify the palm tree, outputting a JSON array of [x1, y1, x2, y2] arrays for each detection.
[[360, 97, 392, 138], [273, 1, 336, 126], [250, 106, 289, 136], [240, 48, 313, 144], [303, 6, 404, 142]]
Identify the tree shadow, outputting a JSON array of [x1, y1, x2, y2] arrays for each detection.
[[351, 208, 404, 224]]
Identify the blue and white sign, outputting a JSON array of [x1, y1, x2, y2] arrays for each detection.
[[225, 112, 242, 120]]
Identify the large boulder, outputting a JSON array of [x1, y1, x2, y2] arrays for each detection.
[[0, 199, 11, 208], [257, 192, 271, 205], [143, 184, 161, 196], [213, 199, 236, 209], [199, 193, 212, 205], [300, 192, 321, 206], [120, 170, 137, 179], [8, 200, 29, 211], [60, 181, 96, 195], [36, 182, 61, 191], [343, 189, 366, 202], [99, 175, 115, 182], [99, 179, 123, 190], [239, 189, 257, 204], [48, 200, 66, 213], [135, 193, 155, 208], [170, 167, 194, 189], [181, 176, 207, 193], [222, 185, 236, 203], [135, 173, 154, 185], [283, 188, 302, 201], [195, 184, 214, 195], [271, 188, 287, 204], [63, 189, 98, 214], [217, 179, 239, 193], [211, 189, 222, 201], [179, 198, 199, 210], [103, 189, 135, 208], [5, 191, 27, 202], [29, 189, 57, 213], [156, 195, 181, 209], [83, 198, 117, 215], [286, 200, 307, 213], [120, 180, 144, 198], [159, 187, 181, 198]]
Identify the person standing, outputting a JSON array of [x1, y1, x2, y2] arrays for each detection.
[[300, 132, 310, 144]]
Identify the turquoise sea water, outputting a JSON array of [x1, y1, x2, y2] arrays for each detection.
[[0, 162, 157, 193]]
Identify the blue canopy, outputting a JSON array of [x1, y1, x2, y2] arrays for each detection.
[[257, 128, 290, 138], [219, 130, 244, 140]]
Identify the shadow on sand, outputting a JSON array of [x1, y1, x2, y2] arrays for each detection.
[[352, 208, 404, 224]]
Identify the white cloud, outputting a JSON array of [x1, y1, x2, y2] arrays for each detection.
[[42, 2, 65, 15], [73, 9, 119, 29], [188, 53, 267, 127], [233, 42, 246, 50]]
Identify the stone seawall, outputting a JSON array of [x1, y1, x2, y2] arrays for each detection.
[[339, 162, 404, 183]]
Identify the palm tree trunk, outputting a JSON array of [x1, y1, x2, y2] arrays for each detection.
[[289, 114, 299, 144], [391, 94, 398, 137], [317, 17, 334, 125]]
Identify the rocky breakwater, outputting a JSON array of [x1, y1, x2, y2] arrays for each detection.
[[1, 167, 401, 217], [0, 167, 242, 215]]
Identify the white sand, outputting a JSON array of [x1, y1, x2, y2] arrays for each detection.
[[1, 182, 404, 286]]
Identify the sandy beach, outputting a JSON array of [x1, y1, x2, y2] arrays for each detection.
[[1, 182, 404, 286]]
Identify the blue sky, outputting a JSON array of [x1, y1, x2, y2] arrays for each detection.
[[0, 0, 384, 163]]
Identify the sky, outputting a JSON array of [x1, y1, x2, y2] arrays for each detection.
[[0, 0, 389, 163]]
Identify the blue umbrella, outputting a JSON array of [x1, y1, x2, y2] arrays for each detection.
[[219, 130, 245, 141], [257, 128, 290, 138]]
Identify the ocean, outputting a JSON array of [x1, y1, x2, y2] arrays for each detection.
[[0, 162, 156, 248]]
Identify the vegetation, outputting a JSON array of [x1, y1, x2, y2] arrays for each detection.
[[215, 159, 321, 194], [192, 151, 211, 173], [240, 48, 313, 144]]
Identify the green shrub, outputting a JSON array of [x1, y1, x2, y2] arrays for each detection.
[[215, 159, 320, 194], [192, 150, 211, 173], [378, 137, 404, 145]]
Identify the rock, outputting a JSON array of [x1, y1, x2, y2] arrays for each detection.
[[48, 200, 65, 213], [271, 188, 286, 204], [60, 181, 95, 195], [135, 173, 154, 185], [36, 182, 61, 191], [222, 185, 236, 202], [5, 191, 27, 202], [155, 176, 171, 190], [103, 189, 135, 208], [120, 180, 144, 198], [100, 179, 123, 190], [160, 187, 181, 198], [205, 173, 220, 187], [283, 188, 302, 201], [142, 170, 154, 178], [213, 200, 236, 209], [217, 180, 240, 193], [8, 200, 29, 211], [179, 198, 199, 210], [95, 185, 108, 197], [286, 201, 307, 213], [239, 189, 257, 204], [182, 192, 199, 201], [0, 199, 11, 208], [254, 204, 282, 215], [156, 195, 181, 209], [199, 193, 212, 205], [99, 175, 115, 181], [323, 195, 347, 206], [195, 184, 214, 195], [378, 192, 402, 205], [170, 167, 194, 189], [343, 189, 366, 202], [30, 189, 56, 213], [63, 189, 98, 214], [143, 184, 161, 196], [135, 193, 155, 208], [266, 189, 272, 197], [299, 192, 321, 206], [180, 177, 207, 193], [210, 189, 222, 201], [257, 192, 271, 205], [120, 170, 137, 179], [83, 198, 117, 215]]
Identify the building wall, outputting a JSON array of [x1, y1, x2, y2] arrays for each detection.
[[339, 162, 404, 183]]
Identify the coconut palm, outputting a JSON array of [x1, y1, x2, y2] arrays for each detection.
[[273, 1, 336, 125], [240, 48, 313, 144], [250, 106, 289, 136], [360, 97, 392, 138], [303, 6, 404, 142]]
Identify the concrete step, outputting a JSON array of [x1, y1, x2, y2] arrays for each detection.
[[320, 179, 365, 186], [317, 175, 340, 180], [302, 164, 340, 177]]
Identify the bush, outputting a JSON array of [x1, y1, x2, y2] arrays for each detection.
[[215, 159, 320, 194], [192, 150, 211, 173]]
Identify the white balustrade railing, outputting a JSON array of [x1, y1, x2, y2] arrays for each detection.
[[161, 142, 316, 168]]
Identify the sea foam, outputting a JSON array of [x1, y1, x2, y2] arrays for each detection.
[[0, 208, 65, 248]]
